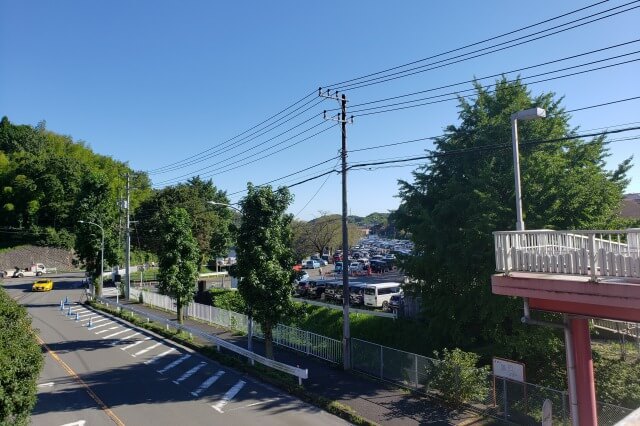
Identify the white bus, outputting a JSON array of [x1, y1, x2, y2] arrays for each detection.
[[363, 282, 402, 310]]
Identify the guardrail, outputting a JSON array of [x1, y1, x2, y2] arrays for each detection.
[[95, 296, 308, 384], [494, 229, 640, 279]]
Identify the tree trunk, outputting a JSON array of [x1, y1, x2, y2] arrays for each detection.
[[177, 295, 183, 324], [264, 322, 274, 359]]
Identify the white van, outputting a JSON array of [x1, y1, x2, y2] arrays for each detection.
[[364, 282, 402, 310]]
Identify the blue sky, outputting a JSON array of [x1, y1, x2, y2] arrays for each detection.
[[1, 1, 638, 220]]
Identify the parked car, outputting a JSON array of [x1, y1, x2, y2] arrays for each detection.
[[296, 281, 311, 296], [389, 293, 405, 311], [294, 270, 310, 284], [32, 279, 54, 292], [370, 260, 389, 273], [334, 261, 343, 274], [348, 262, 362, 273], [305, 260, 320, 269]]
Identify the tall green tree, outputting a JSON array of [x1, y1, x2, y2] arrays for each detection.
[[235, 184, 296, 359], [136, 177, 231, 269], [157, 207, 200, 324], [393, 78, 631, 359]]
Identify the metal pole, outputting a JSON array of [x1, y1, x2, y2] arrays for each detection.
[[564, 314, 580, 426], [340, 93, 351, 371], [503, 377, 508, 420], [99, 227, 104, 299], [511, 116, 525, 231], [125, 173, 131, 300]]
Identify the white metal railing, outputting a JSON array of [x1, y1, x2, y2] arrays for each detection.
[[494, 229, 640, 279], [129, 288, 342, 364]]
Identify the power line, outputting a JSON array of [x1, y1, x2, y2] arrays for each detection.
[[329, 1, 640, 92], [147, 89, 321, 174], [152, 122, 338, 187], [322, 0, 611, 90], [351, 58, 640, 117], [326, 39, 640, 112], [295, 158, 341, 217]]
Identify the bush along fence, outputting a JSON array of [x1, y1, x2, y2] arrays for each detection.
[[129, 288, 633, 425]]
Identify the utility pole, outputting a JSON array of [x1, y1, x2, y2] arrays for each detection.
[[320, 88, 353, 370], [125, 173, 131, 301]]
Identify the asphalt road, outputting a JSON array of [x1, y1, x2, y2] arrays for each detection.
[[2, 274, 348, 426]]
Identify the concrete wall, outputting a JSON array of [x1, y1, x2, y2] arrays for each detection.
[[0, 245, 77, 272]]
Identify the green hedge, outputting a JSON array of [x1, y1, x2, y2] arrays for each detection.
[[0, 287, 43, 425]]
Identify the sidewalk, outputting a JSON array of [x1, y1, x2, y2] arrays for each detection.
[[118, 299, 482, 425]]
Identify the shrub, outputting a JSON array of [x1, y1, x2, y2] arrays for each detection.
[[431, 348, 490, 406], [209, 288, 245, 312], [0, 287, 43, 425]]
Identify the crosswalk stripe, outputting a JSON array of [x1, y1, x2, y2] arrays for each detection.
[[212, 380, 246, 413], [110, 332, 140, 346], [191, 370, 225, 397], [133, 342, 162, 357], [121, 337, 152, 351], [88, 321, 113, 330], [102, 329, 129, 339], [158, 354, 191, 374], [172, 361, 206, 385], [95, 326, 119, 335], [144, 348, 176, 365]]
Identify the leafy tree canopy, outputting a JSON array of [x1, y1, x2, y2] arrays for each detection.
[[393, 78, 632, 354]]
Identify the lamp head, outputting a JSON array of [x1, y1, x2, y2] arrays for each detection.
[[512, 107, 546, 121]]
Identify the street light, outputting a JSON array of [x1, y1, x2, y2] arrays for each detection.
[[511, 107, 546, 231], [78, 220, 104, 298]]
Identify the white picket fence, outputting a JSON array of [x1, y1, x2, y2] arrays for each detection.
[[130, 288, 342, 364], [494, 229, 640, 279]]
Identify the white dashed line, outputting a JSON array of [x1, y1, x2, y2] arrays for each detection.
[[212, 380, 246, 413], [37, 382, 55, 388], [121, 336, 152, 351], [191, 370, 225, 397], [88, 321, 114, 330], [172, 361, 206, 385], [110, 332, 140, 346], [158, 354, 191, 374], [102, 329, 130, 339], [144, 348, 176, 365], [133, 342, 162, 357], [95, 326, 119, 334]]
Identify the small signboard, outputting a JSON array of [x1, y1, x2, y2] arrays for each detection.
[[492, 357, 525, 383]]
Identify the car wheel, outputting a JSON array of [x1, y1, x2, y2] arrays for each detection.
[[382, 301, 389, 311], [18, 273, 24, 278], [36, 272, 43, 276]]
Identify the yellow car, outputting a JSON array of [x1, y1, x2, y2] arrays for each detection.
[[32, 279, 54, 292]]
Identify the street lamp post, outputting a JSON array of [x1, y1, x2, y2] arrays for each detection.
[[78, 220, 104, 298], [207, 201, 255, 357], [510, 107, 546, 231]]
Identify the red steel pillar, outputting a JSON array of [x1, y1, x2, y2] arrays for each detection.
[[570, 318, 597, 426]]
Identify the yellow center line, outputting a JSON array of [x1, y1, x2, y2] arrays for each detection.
[[36, 335, 126, 426]]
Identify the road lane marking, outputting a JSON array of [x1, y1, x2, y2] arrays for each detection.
[[88, 321, 114, 330], [102, 329, 129, 339], [60, 421, 86, 426], [86, 318, 109, 327], [132, 342, 162, 357], [212, 380, 246, 413], [77, 313, 94, 319], [158, 354, 191, 374], [35, 335, 125, 426], [110, 332, 140, 346], [95, 326, 119, 334], [37, 381, 55, 388], [226, 399, 279, 412], [121, 336, 152, 351], [144, 348, 176, 365], [191, 370, 225, 397], [172, 361, 206, 385]]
